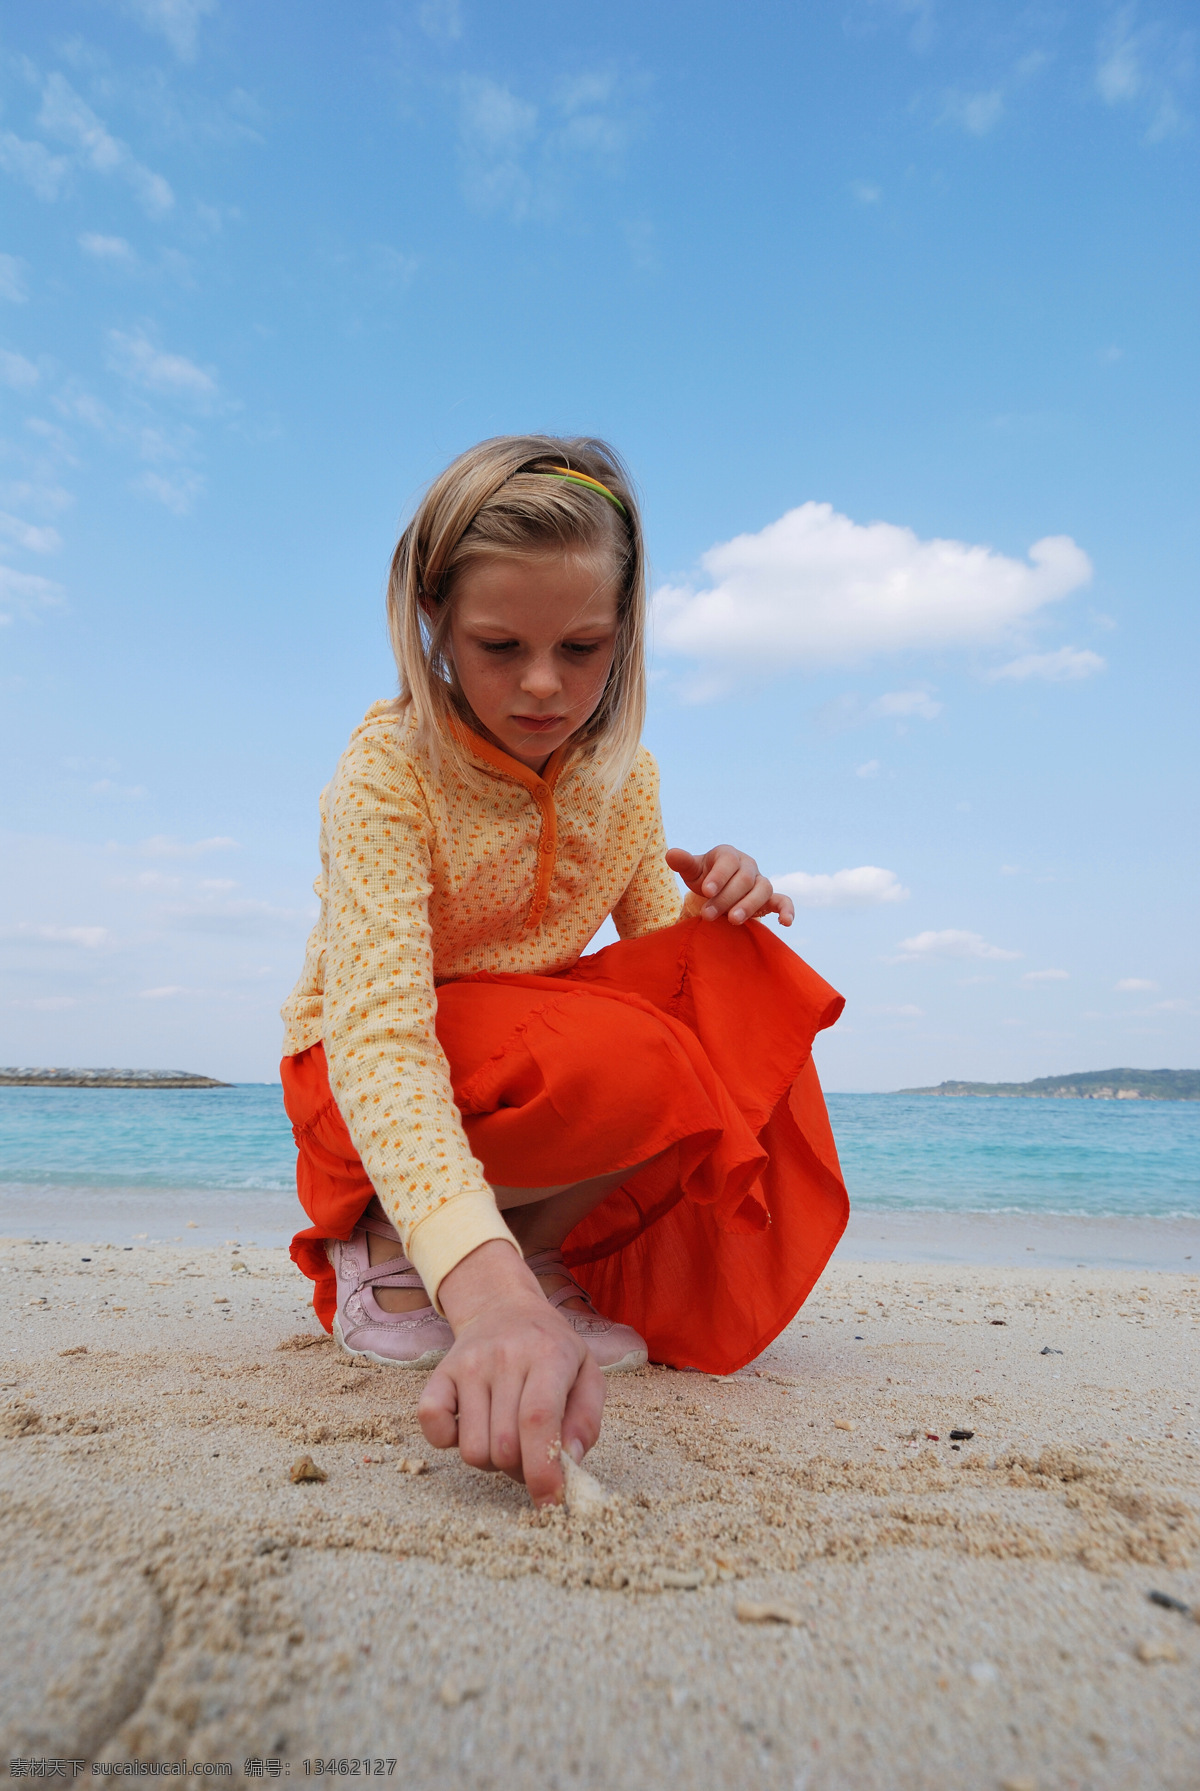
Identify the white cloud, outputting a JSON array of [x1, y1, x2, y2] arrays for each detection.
[[419, 0, 463, 43], [38, 75, 174, 217], [138, 833, 237, 858], [90, 778, 148, 799], [1, 479, 73, 516], [0, 349, 40, 389], [1098, 16, 1143, 102], [987, 646, 1105, 682], [80, 232, 137, 263], [1116, 977, 1158, 992], [162, 898, 311, 937], [868, 1003, 924, 1017], [855, 759, 880, 778], [870, 688, 943, 720], [851, 179, 882, 204], [942, 89, 1005, 135], [0, 132, 72, 201], [9, 994, 79, 1011], [0, 254, 29, 302], [775, 866, 910, 909], [134, 469, 206, 514], [456, 68, 639, 220], [894, 928, 1021, 962], [0, 563, 65, 621], [555, 72, 636, 158], [1096, 6, 1192, 140], [140, 984, 196, 999], [458, 76, 539, 216], [121, 0, 218, 61], [1021, 968, 1069, 984], [107, 329, 215, 400], [0, 513, 61, 554], [653, 502, 1092, 679], [3, 923, 109, 948]]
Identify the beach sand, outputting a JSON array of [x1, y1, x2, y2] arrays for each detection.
[[2, 1230, 1199, 1789]]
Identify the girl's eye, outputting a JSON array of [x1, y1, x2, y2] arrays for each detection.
[[479, 640, 518, 654], [564, 642, 604, 657]]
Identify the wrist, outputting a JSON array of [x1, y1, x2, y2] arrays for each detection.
[[438, 1238, 536, 1330]]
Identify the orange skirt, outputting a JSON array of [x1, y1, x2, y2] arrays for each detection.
[[282, 916, 848, 1374]]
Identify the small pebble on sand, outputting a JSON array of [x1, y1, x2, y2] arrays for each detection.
[[735, 1599, 804, 1626], [1000, 1777, 1036, 1791], [290, 1453, 328, 1483], [1135, 1639, 1179, 1664], [658, 1568, 704, 1590], [439, 1676, 483, 1708], [397, 1457, 428, 1475], [834, 1419, 855, 1432]]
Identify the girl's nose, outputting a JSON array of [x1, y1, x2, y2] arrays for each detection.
[[521, 656, 562, 698]]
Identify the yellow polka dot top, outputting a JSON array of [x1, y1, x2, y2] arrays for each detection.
[[281, 700, 686, 1305]]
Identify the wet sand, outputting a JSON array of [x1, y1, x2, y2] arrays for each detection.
[[2, 1234, 1198, 1788]]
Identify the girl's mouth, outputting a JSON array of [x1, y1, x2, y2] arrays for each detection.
[[513, 715, 566, 732]]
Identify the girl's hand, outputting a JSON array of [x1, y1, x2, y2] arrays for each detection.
[[666, 845, 795, 928], [417, 1240, 605, 1507]]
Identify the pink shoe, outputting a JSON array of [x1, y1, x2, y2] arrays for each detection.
[[326, 1227, 453, 1368], [524, 1248, 648, 1374]]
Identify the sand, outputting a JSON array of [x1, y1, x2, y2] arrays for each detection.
[[2, 1230, 1199, 1789]]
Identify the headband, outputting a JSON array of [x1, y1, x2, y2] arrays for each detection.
[[539, 465, 628, 517]]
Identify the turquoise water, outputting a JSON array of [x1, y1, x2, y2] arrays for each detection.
[[0, 1086, 1196, 1224]]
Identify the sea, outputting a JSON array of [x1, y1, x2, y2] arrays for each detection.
[[1, 1085, 1198, 1267]]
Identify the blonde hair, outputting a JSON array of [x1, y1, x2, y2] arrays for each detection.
[[387, 435, 646, 790]]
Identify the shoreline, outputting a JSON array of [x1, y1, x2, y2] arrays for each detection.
[[839, 1208, 1200, 1273], [4, 1189, 1198, 1273]]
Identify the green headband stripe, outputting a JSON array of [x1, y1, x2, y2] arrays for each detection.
[[540, 467, 628, 517]]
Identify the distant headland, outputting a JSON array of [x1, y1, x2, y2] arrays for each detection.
[[0, 1068, 231, 1089], [899, 1068, 1199, 1101]]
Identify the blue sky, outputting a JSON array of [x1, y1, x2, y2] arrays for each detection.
[[1, 0, 1196, 1088]]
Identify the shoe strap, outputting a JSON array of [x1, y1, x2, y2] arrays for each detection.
[[350, 1230, 425, 1294], [359, 1211, 405, 1244], [524, 1247, 597, 1314]]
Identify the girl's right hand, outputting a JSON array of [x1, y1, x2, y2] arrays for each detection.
[[417, 1240, 606, 1506]]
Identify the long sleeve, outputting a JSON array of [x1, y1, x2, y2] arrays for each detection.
[[319, 735, 519, 1308], [610, 753, 688, 939]]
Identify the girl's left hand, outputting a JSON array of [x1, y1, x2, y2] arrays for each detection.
[[665, 845, 795, 928]]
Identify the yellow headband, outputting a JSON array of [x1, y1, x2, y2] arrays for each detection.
[[540, 466, 628, 517]]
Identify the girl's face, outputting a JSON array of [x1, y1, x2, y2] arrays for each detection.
[[445, 551, 620, 773]]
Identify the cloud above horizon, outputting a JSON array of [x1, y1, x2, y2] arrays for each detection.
[[987, 646, 1105, 682], [653, 502, 1092, 687], [894, 928, 1022, 963], [119, 0, 218, 62], [774, 866, 910, 909]]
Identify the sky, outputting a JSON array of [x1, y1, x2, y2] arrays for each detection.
[[0, 0, 1196, 1090]]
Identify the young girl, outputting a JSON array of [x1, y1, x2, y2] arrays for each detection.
[[281, 436, 848, 1508]]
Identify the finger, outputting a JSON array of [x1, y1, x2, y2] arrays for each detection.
[[696, 846, 741, 900], [561, 1354, 606, 1465], [518, 1358, 575, 1507], [453, 1372, 497, 1474], [488, 1367, 529, 1482], [664, 846, 703, 884], [708, 864, 762, 920], [728, 874, 776, 924], [417, 1361, 462, 1451], [769, 892, 795, 928]]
